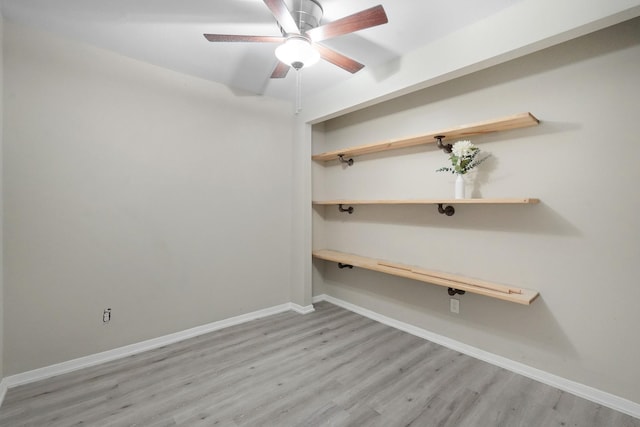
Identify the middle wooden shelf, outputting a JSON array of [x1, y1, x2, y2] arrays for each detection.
[[313, 198, 539, 216], [313, 198, 539, 205]]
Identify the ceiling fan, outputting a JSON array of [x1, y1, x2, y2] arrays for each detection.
[[203, 0, 388, 79]]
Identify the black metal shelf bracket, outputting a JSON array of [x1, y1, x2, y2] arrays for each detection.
[[338, 154, 354, 166], [435, 135, 452, 154], [437, 203, 455, 216], [338, 263, 354, 269], [448, 288, 466, 296], [338, 204, 354, 214]]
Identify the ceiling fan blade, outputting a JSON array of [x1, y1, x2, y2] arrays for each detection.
[[315, 44, 364, 74], [204, 34, 285, 43], [270, 61, 290, 78], [307, 5, 388, 42], [263, 0, 300, 35]]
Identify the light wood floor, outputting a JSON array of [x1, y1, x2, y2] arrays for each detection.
[[0, 302, 638, 426]]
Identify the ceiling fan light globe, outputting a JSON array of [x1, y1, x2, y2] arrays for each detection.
[[275, 37, 320, 69]]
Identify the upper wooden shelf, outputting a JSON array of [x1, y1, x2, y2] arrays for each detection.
[[312, 112, 539, 162], [313, 249, 539, 305]]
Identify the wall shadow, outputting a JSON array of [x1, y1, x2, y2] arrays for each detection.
[[318, 201, 581, 237], [323, 17, 640, 127], [321, 267, 579, 360]]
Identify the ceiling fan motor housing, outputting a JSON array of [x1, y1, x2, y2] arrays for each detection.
[[281, 0, 324, 34]]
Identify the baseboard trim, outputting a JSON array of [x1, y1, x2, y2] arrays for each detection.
[[3, 302, 302, 389], [290, 303, 315, 315], [313, 293, 640, 419], [3, 296, 638, 418]]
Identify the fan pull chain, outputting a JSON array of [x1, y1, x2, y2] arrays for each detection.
[[295, 69, 302, 114]]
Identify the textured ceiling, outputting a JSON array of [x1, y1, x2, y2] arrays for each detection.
[[0, 0, 523, 102]]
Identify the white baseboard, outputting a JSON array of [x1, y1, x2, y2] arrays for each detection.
[[313, 293, 640, 419], [1, 302, 303, 391], [290, 303, 315, 315], [2, 296, 638, 419]]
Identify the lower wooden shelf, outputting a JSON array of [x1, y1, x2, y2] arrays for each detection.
[[313, 249, 539, 305]]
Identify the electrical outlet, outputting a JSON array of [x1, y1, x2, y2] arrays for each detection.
[[450, 298, 460, 314], [103, 308, 111, 323]]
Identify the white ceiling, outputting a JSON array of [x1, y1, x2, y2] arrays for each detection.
[[0, 0, 524, 102]]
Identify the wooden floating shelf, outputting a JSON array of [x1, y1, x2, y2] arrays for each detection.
[[313, 198, 539, 205], [313, 198, 539, 216], [313, 249, 539, 305], [312, 112, 539, 162]]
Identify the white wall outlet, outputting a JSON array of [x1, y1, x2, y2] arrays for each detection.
[[450, 298, 460, 314], [103, 308, 111, 323]]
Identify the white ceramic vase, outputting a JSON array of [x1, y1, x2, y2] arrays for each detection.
[[455, 174, 465, 199]]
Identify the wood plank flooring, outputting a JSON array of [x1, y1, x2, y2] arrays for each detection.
[[0, 302, 638, 426]]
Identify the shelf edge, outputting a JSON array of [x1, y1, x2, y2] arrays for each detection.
[[312, 112, 539, 162], [312, 198, 540, 205], [313, 249, 539, 305]]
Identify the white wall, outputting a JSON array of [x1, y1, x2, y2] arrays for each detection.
[[0, 15, 4, 380], [312, 18, 640, 404], [2, 21, 294, 375], [289, 121, 313, 306]]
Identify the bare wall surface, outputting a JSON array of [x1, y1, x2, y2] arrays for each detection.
[[0, 16, 4, 380], [312, 18, 640, 403], [3, 21, 293, 375]]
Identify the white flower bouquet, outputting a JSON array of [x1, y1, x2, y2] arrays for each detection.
[[436, 140, 488, 175]]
